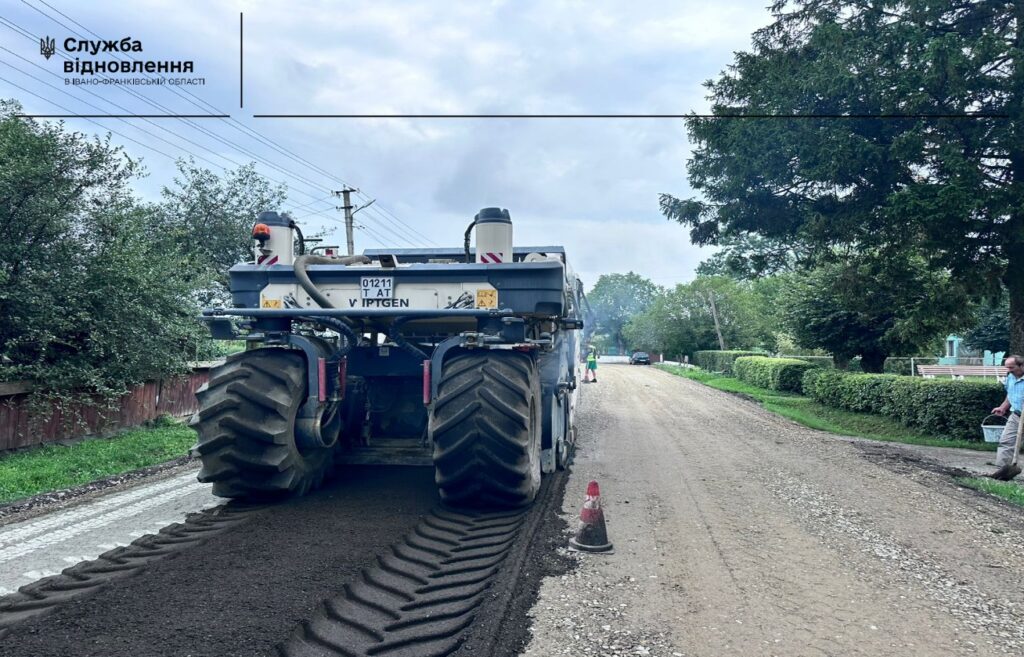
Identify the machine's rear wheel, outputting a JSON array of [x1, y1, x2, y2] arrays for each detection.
[[430, 350, 541, 508], [191, 349, 333, 499]]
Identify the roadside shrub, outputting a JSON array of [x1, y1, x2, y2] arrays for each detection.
[[801, 368, 825, 396], [779, 355, 834, 368], [147, 413, 180, 429], [837, 374, 899, 413], [692, 350, 760, 374], [734, 356, 820, 392], [803, 370, 1003, 441], [733, 356, 772, 388], [801, 368, 846, 404], [910, 379, 1005, 442]]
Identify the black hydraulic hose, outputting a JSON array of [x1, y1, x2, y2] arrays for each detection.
[[300, 316, 360, 356], [290, 220, 306, 255], [293, 254, 371, 310], [463, 220, 476, 263], [389, 317, 430, 361]]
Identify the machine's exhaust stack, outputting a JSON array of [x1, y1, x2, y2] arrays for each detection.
[[474, 207, 513, 264], [253, 211, 295, 265]]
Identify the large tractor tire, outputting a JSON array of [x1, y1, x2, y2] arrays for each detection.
[[430, 350, 542, 509], [191, 349, 333, 499]]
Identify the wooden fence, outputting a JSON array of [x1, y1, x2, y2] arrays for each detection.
[[0, 364, 216, 452]]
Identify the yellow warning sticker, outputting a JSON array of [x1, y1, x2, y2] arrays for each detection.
[[261, 298, 283, 309], [475, 288, 498, 309]]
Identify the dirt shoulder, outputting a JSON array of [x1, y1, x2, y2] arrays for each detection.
[[524, 364, 1024, 657]]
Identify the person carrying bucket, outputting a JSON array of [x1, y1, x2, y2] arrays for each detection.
[[585, 348, 598, 383], [990, 354, 1024, 480]]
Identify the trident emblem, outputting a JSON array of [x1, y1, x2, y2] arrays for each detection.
[[40, 36, 55, 60]]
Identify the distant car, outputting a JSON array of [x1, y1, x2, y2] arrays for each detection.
[[630, 351, 651, 365]]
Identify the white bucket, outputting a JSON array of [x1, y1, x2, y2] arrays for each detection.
[[981, 414, 1006, 443]]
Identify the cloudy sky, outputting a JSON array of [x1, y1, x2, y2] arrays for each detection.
[[1, 0, 775, 288]]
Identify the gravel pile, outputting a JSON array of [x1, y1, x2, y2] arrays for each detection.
[[524, 551, 685, 657]]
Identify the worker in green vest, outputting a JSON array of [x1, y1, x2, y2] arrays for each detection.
[[586, 349, 598, 383]]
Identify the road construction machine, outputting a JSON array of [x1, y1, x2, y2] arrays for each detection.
[[192, 207, 586, 508]]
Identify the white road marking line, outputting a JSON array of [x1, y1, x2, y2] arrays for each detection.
[[0, 472, 200, 549], [0, 586, 13, 595], [0, 481, 207, 564]]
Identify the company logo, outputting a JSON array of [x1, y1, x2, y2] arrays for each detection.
[[40, 36, 55, 59], [43, 35, 205, 87]]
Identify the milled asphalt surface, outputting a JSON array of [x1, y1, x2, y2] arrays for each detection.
[[523, 363, 1024, 657], [1, 465, 441, 657]]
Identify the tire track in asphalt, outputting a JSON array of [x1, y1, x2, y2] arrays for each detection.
[[277, 455, 573, 657], [0, 462, 573, 657], [281, 508, 527, 657]]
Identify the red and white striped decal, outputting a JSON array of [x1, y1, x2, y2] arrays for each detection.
[[257, 255, 279, 266], [479, 252, 503, 264]]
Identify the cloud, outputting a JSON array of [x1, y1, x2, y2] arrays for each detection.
[[512, 216, 711, 289], [1, 0, 770, 287]]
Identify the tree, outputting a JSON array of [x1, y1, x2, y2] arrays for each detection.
[[157, 158, 286, 301], [695, 233, 808, 279], [622, 276, 781, 357], [963, 296, 1010, 354], [587, 273, 662, 353], [0, 101, 207, 394], [782, 253, 973, 371], [661, 1, 1024, 351]]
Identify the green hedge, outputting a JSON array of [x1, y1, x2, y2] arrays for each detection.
[[801, 370, 1004, 442], [784, 356, 940, 374], [692, 350, 761, 374], [779, 355, 834, 368], [734, 356, 821, 393]]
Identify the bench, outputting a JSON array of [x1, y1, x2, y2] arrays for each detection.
[[916, 365, 1007, 381]]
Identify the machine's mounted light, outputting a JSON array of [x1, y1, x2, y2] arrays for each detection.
[[252, 223, 271, 242]]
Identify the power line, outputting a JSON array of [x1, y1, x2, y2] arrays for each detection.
[[23, 0, 426, 243], [1, 14, 341, 213], [0, 54, 265, 175], [0, 75, 177, 160], [2, 72, 397, 253], [253, 112, 1008, 119], [2, 8, 431, 247], [30, 1, 299, 156]]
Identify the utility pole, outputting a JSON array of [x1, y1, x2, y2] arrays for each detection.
[[709, 293, 726, 350], [332, 187, 357, 256], [701, 291, 727, 350]]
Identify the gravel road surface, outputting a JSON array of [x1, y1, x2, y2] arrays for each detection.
[[524, 364, 1024, 657]]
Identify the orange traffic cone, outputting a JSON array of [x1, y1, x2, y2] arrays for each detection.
[[569, 480, 613, 553]]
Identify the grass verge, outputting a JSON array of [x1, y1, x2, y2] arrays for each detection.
[[957, 477, 1024, 507], [656, 364, 996, 452], [0, 420, 196, 505]]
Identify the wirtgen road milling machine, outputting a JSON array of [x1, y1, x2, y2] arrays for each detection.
[[192, 207, 586, 509]]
